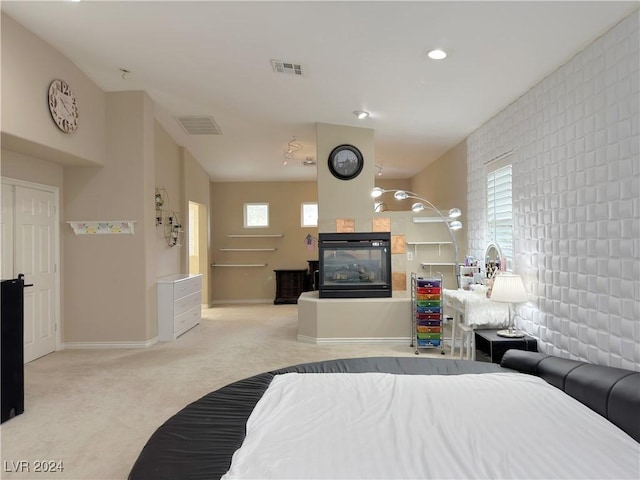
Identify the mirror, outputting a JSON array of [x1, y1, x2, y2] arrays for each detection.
[[484, 242, 504, 278]]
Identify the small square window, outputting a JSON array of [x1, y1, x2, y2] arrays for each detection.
[[244, 203, 269, 228], [301, 203, 318, 227]]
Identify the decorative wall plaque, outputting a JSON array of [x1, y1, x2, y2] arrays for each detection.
[[336, 218, 355, 233], [372, 217, 391, 232], [67, 221, 136, 235], [392, 272, 407, 291], [391, 235, 406, 254]]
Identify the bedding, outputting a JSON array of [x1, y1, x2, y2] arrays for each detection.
[[128, 355, 640, 480], [222, 371, 639, 479]]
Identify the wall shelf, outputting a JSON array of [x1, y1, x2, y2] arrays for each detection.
[[412, 217, 447, 224], [211, 263, 267, 268], [408, 241, 453, 256], [420, 263, 456, 277], [227, 234, 284, 238], [407, 241, 453, 245], [219, 248, 277, 252], [420, 262, 456, 266]]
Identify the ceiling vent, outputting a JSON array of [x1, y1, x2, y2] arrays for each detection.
[[271, 59, 303, 76], [176, 116, 222, 135]]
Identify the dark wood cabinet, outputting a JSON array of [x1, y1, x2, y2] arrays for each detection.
[[273, 269, 307, 304]]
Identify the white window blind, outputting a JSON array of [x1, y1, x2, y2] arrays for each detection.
[[487, 164, 513, 270]]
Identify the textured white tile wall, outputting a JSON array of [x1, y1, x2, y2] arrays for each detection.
[[466, 13, 639, 370]]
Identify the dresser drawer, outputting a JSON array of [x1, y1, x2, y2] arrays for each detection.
[[173, 276, 201, 299], [157, 273, 203, 341], [174, 304, 200, 337], [174, 291, 201, 317]]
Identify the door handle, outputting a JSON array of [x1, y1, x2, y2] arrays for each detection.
[[17, 273, 33, 287]]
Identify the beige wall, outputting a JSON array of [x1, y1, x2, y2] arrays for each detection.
[[1, 14, 106, 167], [210, 181, 317, 303], [1, 149, 64, 188], [410, 141, 468, 263], [155, 122, 182, 278], [316, 122, 375, 230], [411, 141, 467, 211], [63, 91, 156, 342]]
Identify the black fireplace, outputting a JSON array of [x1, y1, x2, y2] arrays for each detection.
[[318, 232, 392, 298]]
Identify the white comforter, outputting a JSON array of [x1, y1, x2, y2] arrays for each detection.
[[223, 372, 639, 479]]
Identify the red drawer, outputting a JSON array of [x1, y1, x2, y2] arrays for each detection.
[[417, 287, 441, 295]]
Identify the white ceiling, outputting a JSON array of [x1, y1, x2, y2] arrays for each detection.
[[2, 1, 637, 182]]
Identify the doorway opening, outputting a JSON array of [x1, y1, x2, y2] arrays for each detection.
[[188, 201, 208, 305]]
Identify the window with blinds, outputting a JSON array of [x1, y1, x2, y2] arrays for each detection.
[[487, 164, 513, 270]]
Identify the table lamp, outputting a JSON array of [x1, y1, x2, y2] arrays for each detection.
[[489, 273, 528, 338]]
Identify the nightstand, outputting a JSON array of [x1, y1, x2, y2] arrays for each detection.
[[475, 329, 538, 364]]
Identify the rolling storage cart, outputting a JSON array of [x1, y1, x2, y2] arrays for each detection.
[[411, 273, 445, 355]]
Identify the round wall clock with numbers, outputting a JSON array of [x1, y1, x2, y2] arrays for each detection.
[[48, 79, 78, 134]]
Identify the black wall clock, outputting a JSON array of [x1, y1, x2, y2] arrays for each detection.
[[327, 144, 364, 180]]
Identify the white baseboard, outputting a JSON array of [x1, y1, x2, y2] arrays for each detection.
[[297, 335, 411, 345], [62, 337, 158, 349], [210, 299, 273, 306]]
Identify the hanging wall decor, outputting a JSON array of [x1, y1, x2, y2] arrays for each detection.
[[67, 221, 136, 235]]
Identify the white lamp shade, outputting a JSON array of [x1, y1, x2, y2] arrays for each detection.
[[490, 273, 528, 303]]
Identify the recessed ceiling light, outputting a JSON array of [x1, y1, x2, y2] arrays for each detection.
[[353, 110, 370, 120], [427, 49, 447, 60]]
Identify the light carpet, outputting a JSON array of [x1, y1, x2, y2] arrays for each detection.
[[0, 304, 449, 480]]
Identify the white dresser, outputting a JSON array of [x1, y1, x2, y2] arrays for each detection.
[[157, 273, 202, 341]]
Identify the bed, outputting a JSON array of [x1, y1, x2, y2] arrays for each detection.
[[128, 352, 640, 480]]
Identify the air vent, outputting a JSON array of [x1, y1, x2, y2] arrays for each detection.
[[271, 59, 303, 76], [176, 116, 222, 135]]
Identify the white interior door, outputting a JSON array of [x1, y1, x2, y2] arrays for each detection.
[[1, 185, 15, 280], [14, 185, 57, 363]]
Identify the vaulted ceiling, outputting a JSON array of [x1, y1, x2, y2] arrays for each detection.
[[2, 1, 637, 181]]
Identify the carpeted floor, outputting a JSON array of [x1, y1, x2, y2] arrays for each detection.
[[0, 304, 451, 480]]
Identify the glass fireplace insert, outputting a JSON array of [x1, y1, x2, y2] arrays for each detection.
[[318, 232, 392, 298]]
